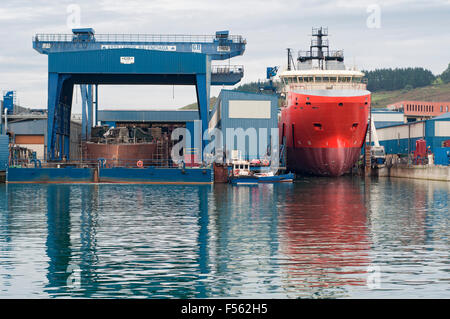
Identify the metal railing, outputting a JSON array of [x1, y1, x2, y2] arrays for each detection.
[[312, 27, 328, 36], [287, 82, 368, 91], [84, 158, 177, 168], [211, 65, 244, 74], [34, 33, 245, 44], [18, 158, 207, 169], [298, 50, 344, 59]]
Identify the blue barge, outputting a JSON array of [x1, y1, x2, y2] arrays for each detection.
[[7, 167, 213, 184]]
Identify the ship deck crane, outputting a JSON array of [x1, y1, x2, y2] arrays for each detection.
[[369, 116, 386, 165]]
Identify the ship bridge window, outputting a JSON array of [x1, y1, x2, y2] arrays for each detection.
[[352, 77, 362, 83], [338, 77, 351, 82], [315, 77, 322, 82], [330, 77, 337, 82]]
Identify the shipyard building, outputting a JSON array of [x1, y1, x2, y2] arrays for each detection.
[[377, 112, 450, 165], [208, 90, 279, 162]]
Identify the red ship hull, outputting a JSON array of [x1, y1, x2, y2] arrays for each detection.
[[280, 90, 370, 176]]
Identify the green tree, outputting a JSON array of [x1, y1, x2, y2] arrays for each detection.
[[362, 67, 436, 92], [440, 63, 450, 84]]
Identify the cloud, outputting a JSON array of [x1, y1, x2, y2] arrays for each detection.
[[0, 0, 449, 109]]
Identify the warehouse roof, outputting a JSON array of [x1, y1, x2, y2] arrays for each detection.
[[433, 112, 450, 120]]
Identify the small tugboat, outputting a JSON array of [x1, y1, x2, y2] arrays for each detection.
[[229, 160, 295, 185]]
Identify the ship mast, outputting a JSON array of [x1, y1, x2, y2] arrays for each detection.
[[287, 48, 296, 71], [298, 27, 343, 70]]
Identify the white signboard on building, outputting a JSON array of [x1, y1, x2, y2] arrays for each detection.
[[120, 56, 135, 64], [228, 100, 271, 119]]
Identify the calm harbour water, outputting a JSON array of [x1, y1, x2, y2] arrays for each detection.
[[0, 177, 448, 299]]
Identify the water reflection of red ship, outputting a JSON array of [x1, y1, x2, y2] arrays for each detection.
[[280, 178, 370, 289]]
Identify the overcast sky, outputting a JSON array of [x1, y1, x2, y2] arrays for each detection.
[[0, 0, 449, 113]]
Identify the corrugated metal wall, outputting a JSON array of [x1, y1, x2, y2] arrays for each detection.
[[49, 49, 207, 75], [70, 121, 82, 161], [0, 135, 9, 170], [210, 90, 278, 160], [377, 117, 450, 154]]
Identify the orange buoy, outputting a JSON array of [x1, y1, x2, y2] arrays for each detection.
[[137, 160, 144, 168]]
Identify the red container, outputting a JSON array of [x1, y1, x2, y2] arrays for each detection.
[[414, 139, 427, 158], [443, 139, 450, 147], [413, 139, 429, 164]]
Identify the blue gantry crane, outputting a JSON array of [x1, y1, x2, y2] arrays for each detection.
[[33, 28, 246, 161]]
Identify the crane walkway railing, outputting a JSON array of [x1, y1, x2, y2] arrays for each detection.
[[34, 33, 245, 44], [211, 65, 244, 74]]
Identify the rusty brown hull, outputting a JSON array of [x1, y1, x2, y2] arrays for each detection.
[[83, 142, 158, 167], [213, 163, 229, 183]]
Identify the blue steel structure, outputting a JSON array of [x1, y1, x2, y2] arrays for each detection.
[[260, 66, 279, 93], [2, 91, 15, 115], [97, 109, 199, 124], [33, 28, 246, 161]]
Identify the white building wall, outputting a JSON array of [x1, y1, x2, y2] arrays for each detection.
[[378, 122, 424, 141], [435, 121, 450, 137]]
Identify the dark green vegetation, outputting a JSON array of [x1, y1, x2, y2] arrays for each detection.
[[362, 67, 435, 92], [440, 63, 450, 84]]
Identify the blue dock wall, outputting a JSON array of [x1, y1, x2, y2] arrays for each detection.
[[99, 167, 212, 184], [8, 168, 94, 183], [7, 167, 213, 184]]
